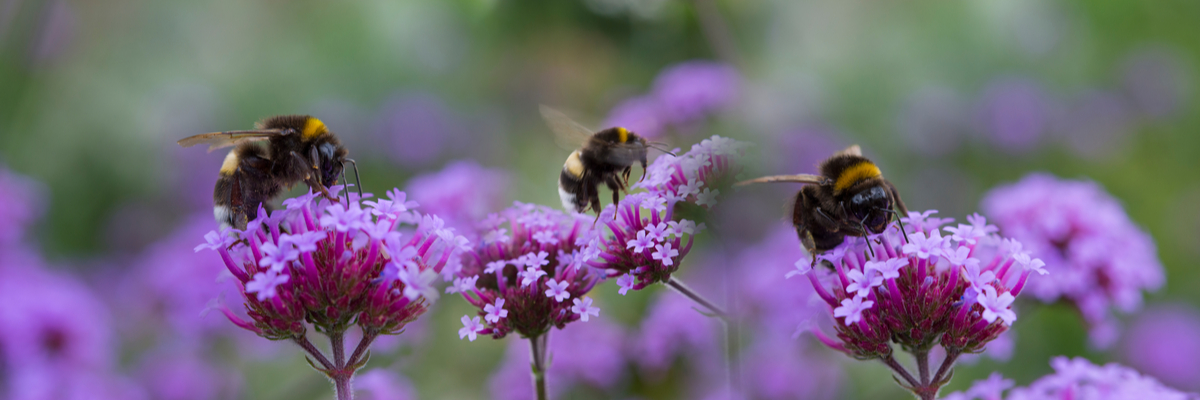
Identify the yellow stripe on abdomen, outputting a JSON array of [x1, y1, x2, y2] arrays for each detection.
[[219, 150, 239, 175], [834, 162, 882, 192], [564, 150, 584, 178]]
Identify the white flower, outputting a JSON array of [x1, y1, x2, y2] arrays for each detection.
[[833, 295, 874, 326], [484, 299, 508, 323], [458, 315, 483, 341], [978, 286, 1016, 325]]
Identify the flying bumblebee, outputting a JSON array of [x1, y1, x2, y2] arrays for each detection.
[[737, 145, 909, 257], [540, 105, 656, 216], [178, 115, 358, 230]]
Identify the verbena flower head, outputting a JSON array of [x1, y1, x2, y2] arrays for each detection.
[[197, 187, 467, 340], [943, 357, 1197, 400], [0, 165, 45, 246], [455, 203, 604, 339], [981, 173, 1164, 347], [794, 210, 1041, 360]]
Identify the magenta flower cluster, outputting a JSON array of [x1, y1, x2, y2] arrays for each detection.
[[197, 187, 467, 340], [944, 356, 1196, 400], [454, 202, 604, 340], [982, 173, 1164, 347], [635, 134, 751, 204], [794, 211, 1045, 398]]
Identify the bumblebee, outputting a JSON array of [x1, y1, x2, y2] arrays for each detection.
[[737, 145, 909, 256], [540, 106, 652, 215], [178, 115, 357, 229]]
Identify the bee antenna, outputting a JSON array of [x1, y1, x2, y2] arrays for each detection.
[[859, 219, 877, 259], [647, 142, 677, 156], [345, 158, 364, 203], [876, 207, 910, 243]]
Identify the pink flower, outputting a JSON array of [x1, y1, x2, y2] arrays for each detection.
[[459, 316, 483, 341], [845, 269, 883, 298], [833, 296, 874, 326], [571, 297, 601, 322], [785, 258, 813, 279], [245, 269, 289, 301], [651, 242, 679, 266], [484, 299, 508, 323], [544, 279, 571, 302], [616, 274, 636, 295], [978, 286, 1016, 325]]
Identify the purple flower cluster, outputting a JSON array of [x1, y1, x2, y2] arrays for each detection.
[[1121, 305, 1200, 391], [198, 187, 465, 339], [590, 192, 702, 289], [794, 211, 1044, 399], [605, 60, 741, 138], [455, 202, 604, 340], [981, 173, 1163, 347], [943, 357, 1196, 400], [0, 262, 142, 399]]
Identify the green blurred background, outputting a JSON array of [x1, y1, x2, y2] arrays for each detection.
[[2, 0, 1198, 399]]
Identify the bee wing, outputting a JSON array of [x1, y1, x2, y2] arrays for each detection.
[[540, 105, 595, 151], [606, 142, 648, 166], [177, 130, 288, 152], [735, 174, 830, 187], [835, 145, 862, 157]]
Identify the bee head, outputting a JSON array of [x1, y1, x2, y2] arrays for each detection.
[[848, 185, 892, 234], [316, 142, 345, 187]]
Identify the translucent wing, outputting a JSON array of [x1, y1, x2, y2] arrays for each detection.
[[606, 142, 648, 166], [835, 145, 862, 157], [540, 105, 595, 151], [177, 130, 287, 152], [735, 174, 831, 187]]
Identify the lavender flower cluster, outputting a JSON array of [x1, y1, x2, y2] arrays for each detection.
[[982, 173, 1164, 347], [793, 211, 1046, 398], [944, 356, 1197, 400]]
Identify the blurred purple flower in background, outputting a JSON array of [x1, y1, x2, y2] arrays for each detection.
[[771, 124, 845, 174], [0, 165, 45, 246], [982, 173, 1164, 348], [976, 76, 1054, 153], [489, 318, 625, 400], [356, 369, 418, 400], [135, 348, 241, 400], [629, 291, 720, 376], [375, 92, 466, 167], [0, 263, 134, 399], [405, 160, 511, 236], [605, 60, 740, 138], [1119, 46, 1192, 120], [1121, 304, 1200, 391], [651, 61, 741, 127], [943, 356, 1195, 400], [605, 95, 666, 139], [118, 214, 244, 339]]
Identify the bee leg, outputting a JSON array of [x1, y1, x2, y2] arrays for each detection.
[[291, 151, 337, 201], [814, 208, 840, 232]]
